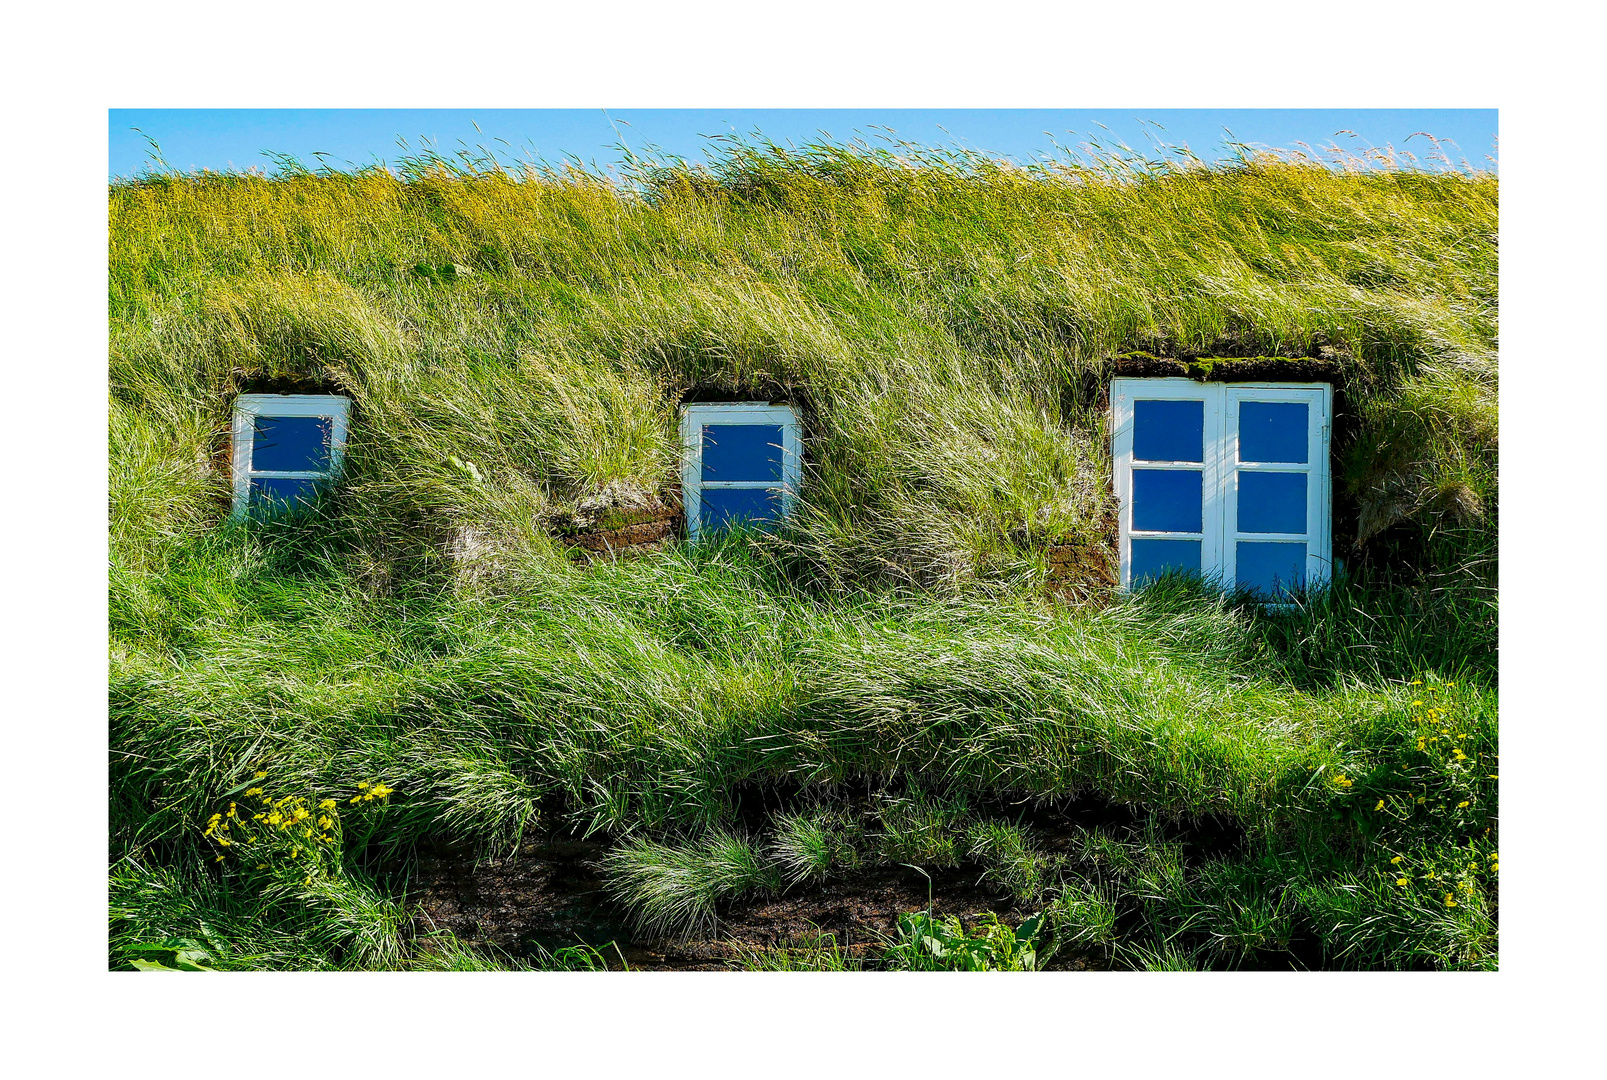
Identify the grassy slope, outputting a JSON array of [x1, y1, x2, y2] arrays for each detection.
[[109, 141, 1498, 971]]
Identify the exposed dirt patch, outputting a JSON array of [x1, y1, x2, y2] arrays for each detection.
[[407, 837, 1102, 970]]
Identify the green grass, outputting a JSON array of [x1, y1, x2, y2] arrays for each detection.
[[109, 135, 1496, 970]]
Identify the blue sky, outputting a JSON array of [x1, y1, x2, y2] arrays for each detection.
[[109, 109, 1498, 179]]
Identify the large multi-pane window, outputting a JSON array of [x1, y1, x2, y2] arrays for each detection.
[[679, 403, 802, 540], [1111, 379, 1332, 598], [230, 394, 351, 518]]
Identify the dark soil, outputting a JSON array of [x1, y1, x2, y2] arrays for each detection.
[[408, 837, 1096, 970], [403, 795, 1255, 971]]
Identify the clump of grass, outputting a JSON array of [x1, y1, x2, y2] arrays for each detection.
[[770, 808, 862, 884], [1045, 881, 1119, 949], [600, 830, 781, 939], [726, 931, 866, 971], [874, 789, 973, 867], [405, 931, 534, 971], [1118, 941, 1203, 972], [965, 820, 1060, 905]]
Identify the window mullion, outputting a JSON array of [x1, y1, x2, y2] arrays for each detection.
[[1208, 382, 1229, 587]]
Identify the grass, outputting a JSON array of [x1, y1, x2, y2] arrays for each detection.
[[109, 134, 1496, 970]]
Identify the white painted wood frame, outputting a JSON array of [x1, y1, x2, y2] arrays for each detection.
[[230, 394, 352, 519], [679, 403, 802, 542], [1111, 378, 1332, 597]]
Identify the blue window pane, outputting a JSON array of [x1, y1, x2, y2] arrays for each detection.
[[250, 476, 323, 512], [700, 487, 781, 531], [1237, 542, 1306, 597], [1239, 402, 1308, 463], [1130, 539, 1202, 586], [253, 415, 333, 472], [1132, 469, 1202, 533], [1238, 472, 1307, 534], [702, 424, 783, 482], [1133, 399, 1204, 463]]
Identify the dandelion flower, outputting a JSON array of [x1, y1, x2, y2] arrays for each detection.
[[254, 771, 268, 779], [1374, 799, 1386, 811], [1445, 894, 1457, 907], [1396, 878, 1408, 886], [1457, 801, 1470, 809], [1390, 856, 1403, 865]]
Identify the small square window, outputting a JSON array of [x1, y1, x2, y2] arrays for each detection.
[[231, 394, 350, 519], [1111, 379, 1332, 600], [680, 403, 801, 540]]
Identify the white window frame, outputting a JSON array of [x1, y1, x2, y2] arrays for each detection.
[[1111, 378, 1332, 597], [231, 394, 351, 519], [679, 403, 802, 541]]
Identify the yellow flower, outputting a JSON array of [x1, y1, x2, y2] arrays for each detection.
[[1390, 856, 1403, 865], [1374, 799, 1386, 811], [1444, 894, 1457, 907], [1488, 774, 1499, 780], [1411, 700, 1423, 707], [254, 771, 267, 779], [1446, 682, 1456, 688], [1410, 680, 1422, 686], [244, 787, 264, 797], [1489, 852, 1498, 860], [369, 783, 394, 799], [318, 799, 337, 811], [1457, 801, 1470, 809], [358, 781, 370, 790], [1491, 862, 1498, 872], [1396, 878, 1408, 886], [215, 855, 225, 863]]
